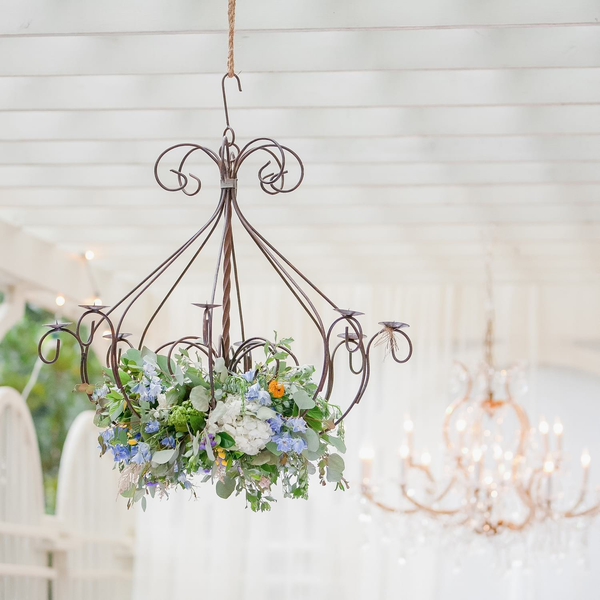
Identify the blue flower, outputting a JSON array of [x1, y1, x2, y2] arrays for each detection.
[[145, 420, 160, 434], [245, 383, 261, 401], [92, 384, 109, 401], [161, 436, 176, 448], [272, 432, 294, 453], [143, 359, 157, 378], [241, 369, 256, 383], [111, 444, 130, 463], [287, 417, 307, 433], [178, 472, 192, 489], [101, 428, 115, 443], [291, 437, 307, 454], [257, 390, 272, 406], [268, 414, 285, 434], [131, 442, 151, 465], [246, 382, 272, 406]]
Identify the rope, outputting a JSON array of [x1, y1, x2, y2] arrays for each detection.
[[227, 0, 236, 77]]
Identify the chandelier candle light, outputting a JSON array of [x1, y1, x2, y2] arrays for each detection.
[[38, 2, 412, 512], [360, 253, 599, 538]]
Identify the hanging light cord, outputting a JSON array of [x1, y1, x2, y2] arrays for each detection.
[[227, 0, 236, 77], [483, 243, 495, 370]]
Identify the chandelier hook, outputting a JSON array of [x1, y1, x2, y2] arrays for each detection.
[[221, 73, 242, 129]]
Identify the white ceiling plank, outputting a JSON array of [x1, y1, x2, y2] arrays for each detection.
[[2, 70, 600, 111], [23, 223, 600, 245], [2, 107, 599, 140], [4, 0, 599, 36], [1, 28, 600, 76], [10, 202, 600, 227], [1, 163, 599, 188], [2, 137, 600, 165], [1, 185, 599, 209]]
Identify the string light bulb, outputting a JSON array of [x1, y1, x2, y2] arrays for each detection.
[[84, 250, 95, 261], [55, 295, 65, 307]]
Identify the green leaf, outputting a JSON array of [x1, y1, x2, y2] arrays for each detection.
[[256, 406, 276, 421], [151, 449, 177, 465], [214, 357, 228, 383], [273, 352, 288, 360], [328, 453, 345, 473], [293, 389, 315, 410], [326, 467, 343, 483], [141, 346, 158, 366], [123, 348, 142, 365], [218, 432, 236, 449], [216, 477, 236, 499], [251, 450, 276, 466], [325, 435, 346, 454], [304, 428, 320, 452], [204, 432, 215, 461], [189, 385, 211, 412], [266, 441, 282, 456], [109, 402, 123, 421], [141, 496, 147, 512]]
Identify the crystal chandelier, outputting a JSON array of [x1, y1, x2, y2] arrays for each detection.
[[359, 253, 599, 542]]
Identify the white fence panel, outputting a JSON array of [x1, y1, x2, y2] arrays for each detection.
[[54, 410, 135, 600], [0, 386, 53, 600]]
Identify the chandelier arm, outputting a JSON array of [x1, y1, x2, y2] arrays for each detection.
[[231, 197, 334, 395], [400, 483, 463, 516], [362, 484, 418, 515], [154, 338, 212, 361], [229, 338, 300, 372], [324, 316, 366, 402], [106, 195, 226, 321], [229, 233, 247, 368], [105, 336, 133, 370], [137, 199, 226, 350], [113, 201, 226, 343], [38, 326, 80, 366], [442, 364, 473, 451], [231, 193, 337, 310]]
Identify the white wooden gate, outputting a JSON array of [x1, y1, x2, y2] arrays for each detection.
[[0, 386, 53, 599], [0, 388, 135, 600]]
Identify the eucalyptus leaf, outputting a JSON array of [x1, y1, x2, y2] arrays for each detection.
[[141, 496, 147, 512], [190, 385, 211, 412], [216, 477, 236, 499], [141, 346, 158, 366], [204, 432, 215, 461], [304, 428, 320, 452], [326, 435, 347, 454], [123, 348, 142, 365], [151, 449, 177, 465], [328, 453, 345, 473], [266, 441, 282, 456], [256, 406, 276, 421], [251, 450, 276, 466], [326, 467, 343, 483], [214, 357, 228, 383], [293, 389, 315, 410]]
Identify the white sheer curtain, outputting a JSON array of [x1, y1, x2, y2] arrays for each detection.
[[133, 282, 600, 600]]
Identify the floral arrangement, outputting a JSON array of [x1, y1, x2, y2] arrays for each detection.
[[87, 336, 347, 512]]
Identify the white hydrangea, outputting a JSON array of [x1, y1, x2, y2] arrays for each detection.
[[207, 395, 272, 456]]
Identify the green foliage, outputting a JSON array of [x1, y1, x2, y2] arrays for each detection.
[[0, 303, 103, 513]]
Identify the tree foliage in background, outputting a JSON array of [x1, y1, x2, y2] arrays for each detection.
[[0, 303, 103, 513]]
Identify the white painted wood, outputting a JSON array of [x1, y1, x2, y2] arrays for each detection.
[[1, 27, 600, 76], [2, 70, 600, 111], [2, 107, 599, 140], [2, 136, 600, 165], [3, 0, 600, 36], [0, 285, 25, 341], [0, 387, 47, 600], [55, 411, 135, 600]]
